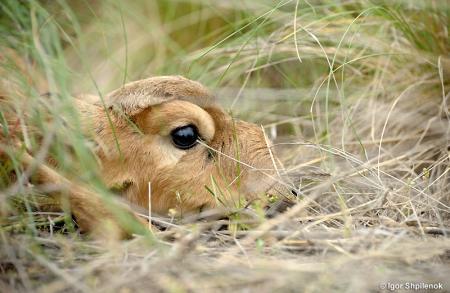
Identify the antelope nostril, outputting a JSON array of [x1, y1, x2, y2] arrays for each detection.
[[198, 204, 207, 213], [291, 189, 298, 197]]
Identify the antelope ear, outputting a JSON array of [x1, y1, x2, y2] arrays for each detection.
[[73, 95, 103, 137], [103, 75, 214, 116]]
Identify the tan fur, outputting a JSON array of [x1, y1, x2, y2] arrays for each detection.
[[38, 76, 276, 236]]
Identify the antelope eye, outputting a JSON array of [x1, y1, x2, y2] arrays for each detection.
[[170, 124, 199, 150]]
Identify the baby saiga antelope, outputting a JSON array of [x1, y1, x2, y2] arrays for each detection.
[[25, 76, 290, 238]]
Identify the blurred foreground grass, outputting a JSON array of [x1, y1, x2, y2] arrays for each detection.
[[0, 0, 449, 292]]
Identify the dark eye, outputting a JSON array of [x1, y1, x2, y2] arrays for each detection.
[[170, 124, 199, 150]]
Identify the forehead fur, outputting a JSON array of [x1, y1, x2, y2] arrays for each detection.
[[136, 100, 216, 142], [105, 75, 215, 116]]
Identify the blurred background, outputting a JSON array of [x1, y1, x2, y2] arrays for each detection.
[[2, 0, 448, 136]]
